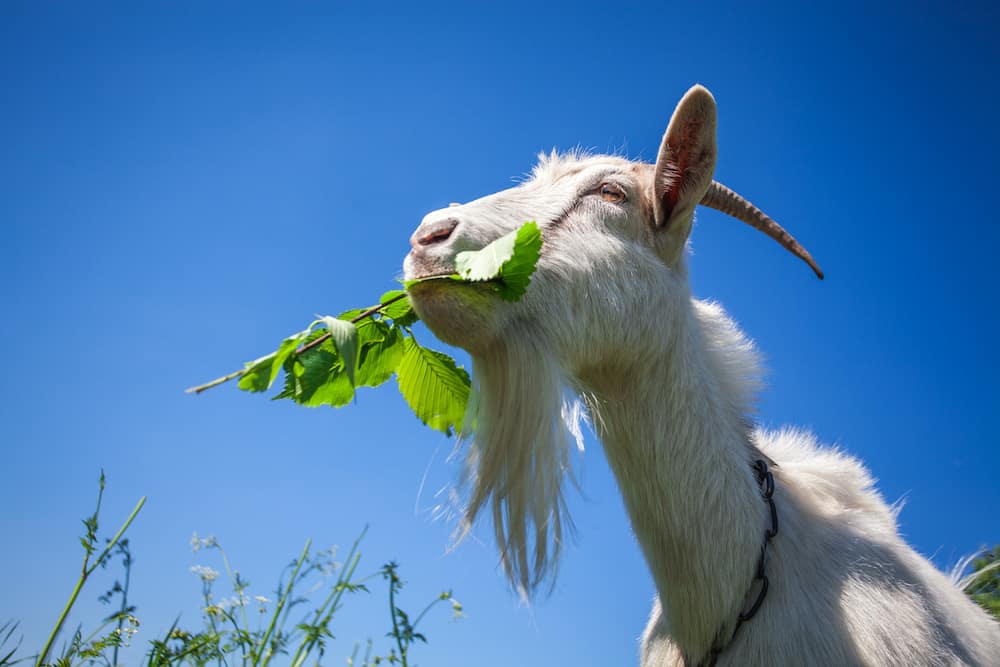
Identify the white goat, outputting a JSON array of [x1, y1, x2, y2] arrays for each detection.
[[403, 85, 1000, 666]]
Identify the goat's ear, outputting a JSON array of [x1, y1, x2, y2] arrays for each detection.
[[652, 85, 718, 248]]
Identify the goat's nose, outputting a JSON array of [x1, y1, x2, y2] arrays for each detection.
[[410, 217, 459, 249]]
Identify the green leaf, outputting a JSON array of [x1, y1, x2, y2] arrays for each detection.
[[392, 309, 419, 329], [355, 321, 405, 387], [238, 330, 309, 393], [375, 289, 418, 327], [277, 341, 355, 407], [270, 336, 306, 384], [378, 290, 417, 326], [337, 307, 366, 321], [377, 290, 407, 316], [454, 227, 520, 282], [320, 316, 359, 386], [239, 353, 278, 393], [494, 220, 542, 301], [302, 362, 355, 408], [396, 337, 470, 435]]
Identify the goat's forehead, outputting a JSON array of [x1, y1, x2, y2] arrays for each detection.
[[527, 153, 645, 187]]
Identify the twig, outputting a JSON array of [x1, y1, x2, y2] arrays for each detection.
[[185, 292, 409, 395], [185, 368, 246, 394]]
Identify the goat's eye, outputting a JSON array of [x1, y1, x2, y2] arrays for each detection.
[[599, 182, 626, 203]]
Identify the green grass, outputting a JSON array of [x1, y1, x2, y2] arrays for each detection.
[[2, 473, 462, 667]]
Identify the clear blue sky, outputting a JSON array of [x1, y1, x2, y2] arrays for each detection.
[[2, 1, 997, 664]]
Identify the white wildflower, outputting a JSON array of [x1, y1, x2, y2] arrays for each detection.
[[214, 595, 246, 610], [190, 565, 220, 583]]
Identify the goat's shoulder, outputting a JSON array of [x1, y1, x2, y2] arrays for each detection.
[[750, 428, 1000, 665], [754, 427, 898, 532]]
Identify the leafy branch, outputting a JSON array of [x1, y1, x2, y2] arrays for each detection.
[[186, 221, 542, 437], [184, 293, 411, 396]]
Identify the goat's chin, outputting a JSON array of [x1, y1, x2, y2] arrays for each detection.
[[407, 281, 501, 354]]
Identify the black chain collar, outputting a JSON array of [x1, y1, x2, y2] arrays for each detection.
[[695, 459, 779, 667]]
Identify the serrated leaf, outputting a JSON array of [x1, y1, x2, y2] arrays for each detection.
[[393, 310, 419, 328], [238, 329, 310, 393], [377, 289, 406, 311], [494, 221, 542, 301], [304, 368, 354, 407], [320, 316, 359, 386], [355, 322, 404, 387], [270, 334, 306, 385], [336, 307, 365, 321], [273, 358, 299, 401], [239, 353, 278, 393], [454, 227, 520, 282], [396, 337, 470, 435], [278, 341, 355, 407], [378, 290, 416, 322]]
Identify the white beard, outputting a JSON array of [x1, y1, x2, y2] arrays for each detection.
[[452, 336, 586, 595]]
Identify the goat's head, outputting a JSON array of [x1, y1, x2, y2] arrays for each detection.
[[405, 85, 818, 375], [401, 85, 820, 594]]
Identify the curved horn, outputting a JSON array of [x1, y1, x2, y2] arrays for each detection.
[[700, 180, 824, 280]]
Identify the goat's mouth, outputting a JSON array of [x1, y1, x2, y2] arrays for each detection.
[[406, 273, 495, 298], [403, 248, 457, 283], [404, 274, 500, 354], [408, 270, 456, 282]]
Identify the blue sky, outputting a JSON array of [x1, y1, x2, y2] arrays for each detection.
[[1, 1, 997, 664]]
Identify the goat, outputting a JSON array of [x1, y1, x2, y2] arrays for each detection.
[[403, 85, 1000, 666]]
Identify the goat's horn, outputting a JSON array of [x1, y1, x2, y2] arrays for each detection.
[[700, 180, 824, 280]]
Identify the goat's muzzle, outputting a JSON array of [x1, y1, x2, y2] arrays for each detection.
[[410, 217, 459, 249]]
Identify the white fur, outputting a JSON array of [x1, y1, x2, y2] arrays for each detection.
[[403, 87, 1000, 665]]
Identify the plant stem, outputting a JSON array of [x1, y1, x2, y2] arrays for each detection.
[[36, 496, 146, 667], [215, 544, 250, 636], [411, 595, 446, 630], [111, 542, 132, 667], [288, 529, 367, 667], [257, 539, 311, 667], [387, 568, 407, 667], [186, 292, 409, 394]]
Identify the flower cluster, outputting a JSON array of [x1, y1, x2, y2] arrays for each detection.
[[190, 531, 219, 552], [189, 564, 220, 583]]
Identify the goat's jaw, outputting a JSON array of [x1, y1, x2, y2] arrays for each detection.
[[405, 279, 503, 354]]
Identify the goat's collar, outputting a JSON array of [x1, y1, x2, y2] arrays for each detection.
[[693, 459, 779, 667]]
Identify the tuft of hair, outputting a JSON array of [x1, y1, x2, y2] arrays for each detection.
[[529, 148, 594, 184], [453, 336, 585, 596], [754, 427, 902, 537]]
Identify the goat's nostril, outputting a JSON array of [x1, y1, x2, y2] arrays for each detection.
[[416, 218, 459, 246]]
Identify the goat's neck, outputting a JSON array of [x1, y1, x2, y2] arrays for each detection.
[[581, 299, 767, 658]]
